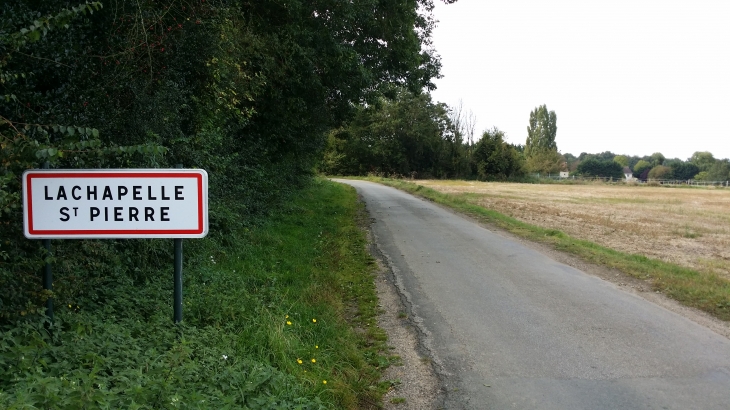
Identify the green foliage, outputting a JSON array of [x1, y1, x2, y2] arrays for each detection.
[[613, 155, 629, 167], [2, 0, 445, 403], [669, 162, 699, 180], [321, 89, 457, 178], [471, 128, 523, 180], [0, 180, 390, 408], [649, 152, 666, 166], [524, 104, 557, 157], [524, 149, 565, 174], [695, 160, 730, 181], [632, 160, 653, 178], [576, 158, 624, 179], [523, 104, 561, 174], [647, 165, 673, 180], [690, 151, 716, 171], [1, 0, 446, 320]]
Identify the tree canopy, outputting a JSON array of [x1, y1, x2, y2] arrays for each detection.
[[525, 104, 557, 157], [1, 0, 452, 322], [576, 158, 623, 179]]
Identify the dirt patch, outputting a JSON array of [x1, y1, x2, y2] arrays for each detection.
[[418, 180, 730, 280], [355, 195, 442, 410], [373, 254, 442, 410]]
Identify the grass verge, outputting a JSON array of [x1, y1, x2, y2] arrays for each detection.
[[0, 178, 389, 409], [365, 177, 730, 322]]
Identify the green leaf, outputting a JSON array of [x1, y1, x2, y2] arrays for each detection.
[[48, 148, 58, 157], [67, 127, 75, 136], [29, 30, 41, 42], [91, 128, 99, 138], [59, 125, 66, 133], [85, 127, 92, 136]]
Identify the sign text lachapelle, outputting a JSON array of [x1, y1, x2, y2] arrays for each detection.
[[23, 169, 208, 239]]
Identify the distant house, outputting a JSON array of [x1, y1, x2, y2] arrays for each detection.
[[623, 166, 634, 181], [559, 171, 569, 178]]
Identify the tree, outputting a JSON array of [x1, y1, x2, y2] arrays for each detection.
[[524, 104, 562, 173], [576, 159, 623, 179], [613, 155, 629, 167], [471, 128, 523, 180], [564, 153, 580, 171], [322, 89, 455, 177], [525, 104, 557, 157], [647, 165, 673, 180], [669, 162, 700, 180], [1, 0, 452, 322], [633, 160, 653, 178], [700, 161, 730, 181], [690, 151, 716, 171], [524, 150, 565, 174], [649, 152, 666, 166]]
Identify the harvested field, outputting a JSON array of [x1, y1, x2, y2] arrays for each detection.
[[416, 180, 730, 280]]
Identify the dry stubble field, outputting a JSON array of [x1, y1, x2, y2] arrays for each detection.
[[417, 180, 730, 280]]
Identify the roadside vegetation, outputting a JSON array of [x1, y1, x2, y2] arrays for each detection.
[[365, 178, 730, 322], [1, 0, 445, 406], [0, 179, 394, 408]]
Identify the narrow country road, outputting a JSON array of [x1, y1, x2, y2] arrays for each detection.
[[336, 180, 730, 410]]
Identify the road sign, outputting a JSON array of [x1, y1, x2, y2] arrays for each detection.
[[23, 169, 208, 239]]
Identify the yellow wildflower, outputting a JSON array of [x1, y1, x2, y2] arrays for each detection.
[[286, 321, 292, 325], [311, 358, 316, 363], [297, 359, 303, 364], [323, 380, 327, 384]]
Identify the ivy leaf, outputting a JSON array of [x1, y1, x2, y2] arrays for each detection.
[[91, 128, 99, 137], [48, 148, 58, 157]]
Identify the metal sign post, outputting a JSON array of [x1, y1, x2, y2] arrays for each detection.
[[23, 167, 208, 323], [173, 164, 183, 323], [41, 162, 53, 323]]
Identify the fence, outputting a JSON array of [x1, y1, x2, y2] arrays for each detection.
[[530, 174, 730, 187]]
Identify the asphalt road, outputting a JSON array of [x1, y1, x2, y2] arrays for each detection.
[[336, 179, 730, 410]]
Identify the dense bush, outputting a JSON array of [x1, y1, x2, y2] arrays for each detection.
[[322, 89, 461, 178], [576, 158, 623, 179], [669, 162, 699, 180], [1, 0, 446, 322], [471, 128, 523, 180], [647, 165, 673, 180]]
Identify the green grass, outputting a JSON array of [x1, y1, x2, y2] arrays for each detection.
[[366, 177, 730, 322], [0, 179, 390, 409]]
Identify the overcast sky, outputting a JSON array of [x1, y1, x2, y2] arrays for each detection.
[[430, 0, 730, 160]]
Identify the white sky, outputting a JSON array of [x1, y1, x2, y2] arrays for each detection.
[[430, 0, 730, 160]]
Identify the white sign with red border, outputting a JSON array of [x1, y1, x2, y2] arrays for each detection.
[[23, 169, 208, 239]]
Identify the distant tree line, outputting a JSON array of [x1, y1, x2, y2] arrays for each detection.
[[322, 95, 729, 183], [566, 151, 729, 181], [322, 101, 559, 180]]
